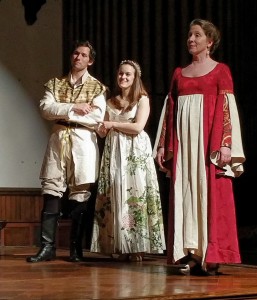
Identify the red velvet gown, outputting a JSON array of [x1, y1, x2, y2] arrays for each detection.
[[158, 63, 245, 265]]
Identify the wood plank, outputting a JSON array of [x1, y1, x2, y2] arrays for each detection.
[[0, 188, 41, 195], [1, 247, 257, 300]]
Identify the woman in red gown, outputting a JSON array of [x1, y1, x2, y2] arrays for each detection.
[[155, 19, 245, 275]]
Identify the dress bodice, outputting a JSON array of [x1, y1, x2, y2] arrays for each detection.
[[107, 102, 138, 123], [107, 95, 149, 123], [173, 63, 233, 96]]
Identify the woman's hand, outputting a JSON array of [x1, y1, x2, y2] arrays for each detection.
[[102, 121, 115, 130], [96, 121, 116, 137], [156, 147, 169, 172], [95, 122, 108, 137], [217, 146, 231, 167]]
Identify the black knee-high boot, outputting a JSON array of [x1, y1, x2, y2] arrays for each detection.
[[26, 211, 59, 263], [69, 212, 86, 262]]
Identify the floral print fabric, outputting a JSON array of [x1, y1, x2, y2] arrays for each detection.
[[90, 99, 166, 254]]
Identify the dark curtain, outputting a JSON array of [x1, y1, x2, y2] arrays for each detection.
[[63, 0, 257, 245]]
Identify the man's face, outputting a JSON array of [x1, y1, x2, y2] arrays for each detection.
[[71, 46, 93, 72]]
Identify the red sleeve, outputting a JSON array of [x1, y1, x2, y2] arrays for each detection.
[[210, 64, 233, 152], [158, 68, 179, 150], [218, 64, 233, 148], [158, 106, 168, 148], [164, 68, 180, 159], [222, 97, 232, 148]]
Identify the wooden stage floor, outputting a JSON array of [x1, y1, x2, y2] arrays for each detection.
[[1, 247, 257, 300]]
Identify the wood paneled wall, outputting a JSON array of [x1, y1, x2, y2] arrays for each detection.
[[0, 190, 71, 248], [0, 190, 43, 222]]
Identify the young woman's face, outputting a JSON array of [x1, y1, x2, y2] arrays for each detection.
[[187, 25, 213, 56], [117, 64, 135, 90]]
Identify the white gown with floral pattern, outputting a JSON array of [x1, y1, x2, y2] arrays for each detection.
[[90, 97, 166, 254]]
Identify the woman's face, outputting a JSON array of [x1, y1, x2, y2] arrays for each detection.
[[187, 24, 213, 56], [117, 64, 135, 90]]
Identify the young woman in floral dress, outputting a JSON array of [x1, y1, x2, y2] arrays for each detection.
[[90, 60, 166, 261]]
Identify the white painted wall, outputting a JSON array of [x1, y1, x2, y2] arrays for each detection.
[[0, 0, 62, 188]]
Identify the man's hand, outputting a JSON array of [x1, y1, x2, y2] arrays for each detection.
[[72, 103, 92, 116]]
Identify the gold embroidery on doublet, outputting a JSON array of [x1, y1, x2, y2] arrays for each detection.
[[45, 76, 106, 104]]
